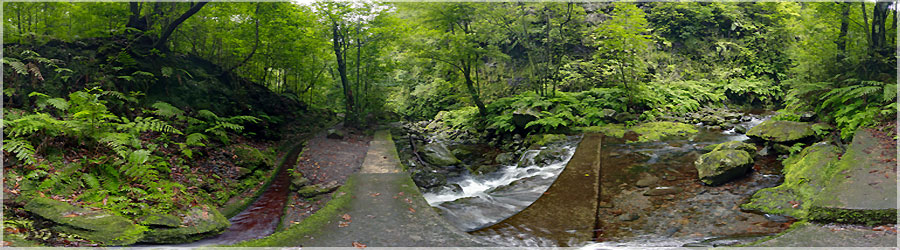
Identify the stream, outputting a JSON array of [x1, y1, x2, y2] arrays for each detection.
[[422, 112, 791, 247]]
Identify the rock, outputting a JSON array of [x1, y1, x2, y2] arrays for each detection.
[[808, 130, 897, 225], [533, 147, 567, 165], [701, 115, 724, 126], [635, 174, 660, 188], [451, 147, 475, 159], [694, 149, 754, 186], [141, 206, 230, 244], [235, 167, 251, 178], [798, 112, 816, 122], [753, 222, 898, 247], [467, 164, 501, 175], [427, 184, 463, 194], [617, 213, 640, 222], [722, 112, 741, 120], [494, 152, 517, 165], [291, 176, 310, 189], [412, 171, 447, 189], [512, 107, 540, 129], [421, 142, 461, 167], [297, 181, 341, 198], [707, 141, 757, 156], [734, 125, 748, 134], [24, 197, 144, 245], [663, 226, 681, 237], [643, 187, 681, 196], [326, 128, 345, 139], [741, 116, 753, 122], [764, 214, 791, 222], [772, 143, 792, 155], [746, 120, 815, 143], [142, 213, 182, 228], [614, 112, 638, 123], [232, 145, 274, 171], [600, 109, 617, 119]]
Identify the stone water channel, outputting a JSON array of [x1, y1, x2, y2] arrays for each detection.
[[417, 111, 796, 247]]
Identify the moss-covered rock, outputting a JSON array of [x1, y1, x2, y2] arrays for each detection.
[[232, 144, 274, 171], [578, 123, 626, 138], [140, 205, 230, 244], [807, 129, 897, 225], [420, 142, 461, 166], [630, 122, 698, 143], [741, 142, 842, 219], [24, 197, 145, 245], [297, 181, 341, 198], [526, 134, 567, 147], [746, 120, 815, 143], [142, 213, 182, 228], [707, 141, 758, 156], [694, 149, 753, 186]]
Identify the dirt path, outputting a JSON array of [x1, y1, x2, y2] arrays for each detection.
[[280, 126, 370, 229]]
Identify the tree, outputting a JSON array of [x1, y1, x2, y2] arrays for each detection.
[[593, 3, 652, 109], [125, 1, 208, 51]]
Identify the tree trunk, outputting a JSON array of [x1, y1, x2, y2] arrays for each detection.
[[861, 2, 872, 51], [154, 1, 208, 52], [332, 21, 355, 126], [462, 59, 487, 116], [871, 1, 890, 55], [836, 2, 850, 55]]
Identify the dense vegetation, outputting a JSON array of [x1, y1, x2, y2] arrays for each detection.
[[1, 1, 896, 246]]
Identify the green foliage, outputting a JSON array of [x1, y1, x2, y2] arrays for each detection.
[[815, 79, 895, 139], [2, 138, 37, 165], [186, 109, 260, 144]]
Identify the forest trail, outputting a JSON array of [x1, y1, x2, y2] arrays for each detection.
[[293, 130, 483, 247]]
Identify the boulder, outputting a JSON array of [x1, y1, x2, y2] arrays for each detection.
[[24, 197, 144, 245], [326, 128, 345, 139], [741, 142, 842, 219], [526, 134, 567, 147], [533, 147, 567, 165], [635, 174, 660, 188], [291, 176, 310, 190], [494, 152, 518, 165], [232, 145, 274, 171], [467, 164, 501, 175], [734, 125, 748, 134], [746, 120, 815, 143], [707, 141, 757, 156], [600, 109, 617, 119], [421, 142, 461, 166], [141, 205, 230, 244], [694, 149, 753, 186], [412, 171, 447, 189], [297, 181, 341, 198], [512, 107, 539, 129], [142, 213, 182, 228]]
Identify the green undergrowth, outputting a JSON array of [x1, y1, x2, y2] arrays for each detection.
[[228, 175, 358, 247]]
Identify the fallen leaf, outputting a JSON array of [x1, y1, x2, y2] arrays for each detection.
[[352, 241, 367, 248], [338, 221, 350, 228], [342, 213, 352, 221], [408, 207, 416, 213], [63, 214, 78, 218], [369, 192, 381, 197]]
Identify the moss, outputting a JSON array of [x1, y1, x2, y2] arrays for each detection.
[[526, 134, 567, 147], [694, 149, 753, 185], [577, 123, 626, 138], [629, 122, 698, 143], [745, 120, 815, 143], [741, 143, 842, 219], [140, 205, 230, 244], [231, 144, 275, 171], [229, 175, 358, 247], [708, 141, 757, 156], [808, 207, 897, 226], [23, 197, 146, 246]]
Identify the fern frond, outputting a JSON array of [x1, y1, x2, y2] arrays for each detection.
[[185, 133, 207, 146], [3, 57, 27, 75], [2, 138, 36, 165], [151, 102, 184, 118], [196, 110, 219, 121]]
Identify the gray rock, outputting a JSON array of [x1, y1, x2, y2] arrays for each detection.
[[421, 142, 461, 166], [635, 174, 660, 188], [326, 129, 345, 139], [617, 213, 640, 222], [494, 152, 517, 165], [644, 187, 681, 196]]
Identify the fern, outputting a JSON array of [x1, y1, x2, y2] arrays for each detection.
[[3, 57, 27, 75], [2, 138, 37, 165], [151, 102, 184, 118], [185, 133, 208, 146]]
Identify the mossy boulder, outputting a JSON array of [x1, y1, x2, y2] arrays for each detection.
[[807, 129, 897, 225], [694, 149, 753, 186], [297, 181, 341, 198], [707, 141, 757, 156], [142, 213, 182, 228], [494, 152, 518, 165], [630, 122, 698, 143], [512, 107, 539, 129], [746, 120, 815, 143], [741, 142, 843, 219], [140, 205, 230, 244], [24, 197, 145, 245], [326, 128, 345, 139], [420, 142, 461, 166], [232, 144, 274, 171]]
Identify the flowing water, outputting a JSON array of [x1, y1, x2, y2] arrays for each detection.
[[424, 112, 792, 248], [423, 136, 581, 232]]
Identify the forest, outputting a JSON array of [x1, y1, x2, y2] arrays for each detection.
[[2, 1, 897, 248]]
